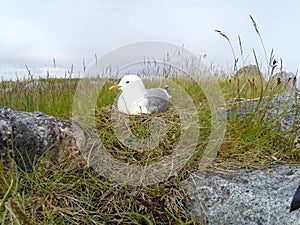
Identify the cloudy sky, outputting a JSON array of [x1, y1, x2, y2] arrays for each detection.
[[0, 0, 299, 80]]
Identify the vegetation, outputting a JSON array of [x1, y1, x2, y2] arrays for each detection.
[[0, 15, 299, 224], [0, 69, 298, 224]]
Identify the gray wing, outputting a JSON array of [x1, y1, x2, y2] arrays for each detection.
[[145, 88, 170, 113]]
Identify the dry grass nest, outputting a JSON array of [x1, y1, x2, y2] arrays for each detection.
[[96, 105, 182, 166]]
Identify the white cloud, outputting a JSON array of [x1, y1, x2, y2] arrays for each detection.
[[0, 0, 299, 80]]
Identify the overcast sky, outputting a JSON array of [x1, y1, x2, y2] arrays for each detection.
[[0, 0, 299, 80]]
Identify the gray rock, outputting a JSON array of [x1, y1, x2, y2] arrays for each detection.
[[0, 105, 79, 171], [22, 80, 47, 90], [227, 92, 300, 147], [0, 87, 15, 94], [185, 164, 300, 225], [234, 65, 264, 81], [185, 92, 300, 224], [0, 81, 47, 94]]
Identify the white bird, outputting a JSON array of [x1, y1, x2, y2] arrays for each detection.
[[109, 75, 171, 115]]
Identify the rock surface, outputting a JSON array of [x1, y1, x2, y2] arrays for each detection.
[[0, 105, 78, 171], [233, 65, 263, 81], [227, 92, 300, 147], [184, 91, 300, 224], [185, 164, 300, 225]]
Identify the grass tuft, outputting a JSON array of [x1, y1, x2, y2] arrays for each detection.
[[0, 69, 299, 223]]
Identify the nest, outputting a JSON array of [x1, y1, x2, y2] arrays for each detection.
[[96, 105, 181, 165]]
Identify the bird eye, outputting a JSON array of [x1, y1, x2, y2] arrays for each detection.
[[126, 81, 130, 84]]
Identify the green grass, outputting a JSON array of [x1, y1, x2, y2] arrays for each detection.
[[1, 15, 298, 224], [0, 71, 299, 224], [0, 78, 79, 119]]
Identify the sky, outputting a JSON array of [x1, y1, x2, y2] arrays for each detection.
[[0, 0, 299, 80]]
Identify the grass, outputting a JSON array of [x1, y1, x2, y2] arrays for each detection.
[[0, 70, 299, 224], [0, 78, 79, 119], [0, 16, 299, 222]]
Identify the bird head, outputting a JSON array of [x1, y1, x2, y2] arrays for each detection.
[[109, 75, 144, 91]]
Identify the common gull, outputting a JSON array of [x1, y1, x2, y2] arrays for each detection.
[[109, 74, 171, 115]]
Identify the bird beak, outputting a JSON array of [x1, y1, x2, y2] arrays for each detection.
[[109, 85, 121, 90]]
